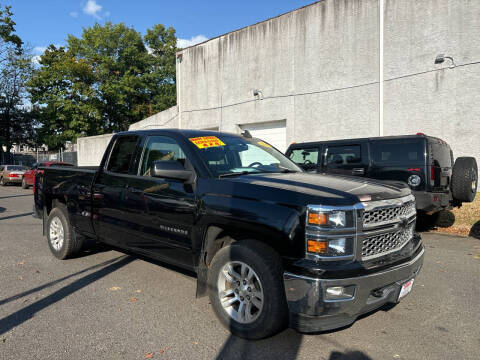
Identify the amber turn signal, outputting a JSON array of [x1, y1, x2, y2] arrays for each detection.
[[307, 240, 328, 254], [308, 212, 328, 225]]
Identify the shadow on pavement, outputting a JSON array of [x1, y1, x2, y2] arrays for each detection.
[[0, 212, 33, 221], [328, 350, 372, 359], [0, 206, 5, 213], [0, 256, 123, 306], [216, 330, 302, 360], [0, 193, 33, 200], [470, 221, 480, 239], [0, 255, 134, 336]]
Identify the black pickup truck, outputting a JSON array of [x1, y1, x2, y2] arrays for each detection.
[[34, 129, 424, 339]]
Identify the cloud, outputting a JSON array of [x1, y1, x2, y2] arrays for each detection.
[[70, 11, 78, 18], [33, 46, 47, 54], [177, 35, 208, 49], [31, 55, 41, 65], [83, 0, 102, 19]]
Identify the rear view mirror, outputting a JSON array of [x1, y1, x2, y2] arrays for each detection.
[[151, 160, 192, 181]]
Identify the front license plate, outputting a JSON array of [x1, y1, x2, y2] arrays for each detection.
[[398, 279, 414, 301]]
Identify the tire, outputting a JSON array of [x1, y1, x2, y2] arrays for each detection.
[[21, 177, 28, 189], [46, 206, 83, 259], [451, 157, 478, 202], [0, 177, 6, 186], [434, 210, 455, 228], [207, 240, 288, 339]]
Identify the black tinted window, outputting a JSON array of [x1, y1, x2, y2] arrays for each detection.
[[139, 136, 186, 176], [371, 139, 424, 164], [107, 136, 139, 174], [430, 142, 452, 168], [325, 145, 361, 167]]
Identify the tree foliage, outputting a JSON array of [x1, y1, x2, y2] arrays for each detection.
[[28, 22, 177, 149], [0, 4, 35, 156]]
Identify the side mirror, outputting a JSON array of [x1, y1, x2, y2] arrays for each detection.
[[151, 160, 192, 181]]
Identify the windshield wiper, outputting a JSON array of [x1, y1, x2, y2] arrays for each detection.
[[218, 171, 252, 178], [278, 169, 299, 173]]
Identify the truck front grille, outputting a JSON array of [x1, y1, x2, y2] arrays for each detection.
[[363, 200, 416, 226], [362, 223, 415, 259], [361, 195, 416, 260]]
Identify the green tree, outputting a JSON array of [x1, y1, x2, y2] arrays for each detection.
[[0, 4, 35, 158], [28, 22, 177, 149]]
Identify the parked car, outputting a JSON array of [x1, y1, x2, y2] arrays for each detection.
[[0, 165, 27, 186], [22, 161, 74, 189], [286, 133, 478, 225], [34, 129, 424, 339]]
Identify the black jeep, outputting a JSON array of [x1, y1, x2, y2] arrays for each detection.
[[286, 134, 478, 225]]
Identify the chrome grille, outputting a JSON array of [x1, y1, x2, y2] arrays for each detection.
[[361, 195, 416, 260], [363, 200, 416, 226], [362, 223, 414, 259]]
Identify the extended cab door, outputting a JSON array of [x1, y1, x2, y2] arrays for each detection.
[[322, 142, 368, 176], [93, 134, 142, 248]]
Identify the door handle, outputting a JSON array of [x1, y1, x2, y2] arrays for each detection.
[[127, 187, 143, 194], [352, 168, 365, 175]]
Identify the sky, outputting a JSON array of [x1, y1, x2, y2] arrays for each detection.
[[7, 0, 315, 58]]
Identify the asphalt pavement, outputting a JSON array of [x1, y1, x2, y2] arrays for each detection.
[[0, 185, 479, 360]]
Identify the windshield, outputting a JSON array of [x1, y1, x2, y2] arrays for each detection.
[[7, 165, 25, 171], [191, 135, 302, 177]]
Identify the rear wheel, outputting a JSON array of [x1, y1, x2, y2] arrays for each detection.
[[21, 177, 28, 189], [46, 206, 83, 259], [207, 240, 288, 339], [0, 177, 6, 186], [451, 157, 478, 202]]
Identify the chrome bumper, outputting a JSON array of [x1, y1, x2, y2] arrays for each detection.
[[284, 247, 424, 333]]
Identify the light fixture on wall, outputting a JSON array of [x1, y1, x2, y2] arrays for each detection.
[[253, 89, 263, 100], [434, 54, 456, 68]]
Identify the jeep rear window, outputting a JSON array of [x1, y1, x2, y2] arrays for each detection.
[[370, 139, 424, 165], [429, 142, 452, 168]]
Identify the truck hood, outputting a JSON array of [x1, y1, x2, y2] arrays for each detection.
[[218, 172, 411, 207]]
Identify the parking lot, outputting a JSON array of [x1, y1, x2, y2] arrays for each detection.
[[0, 185, 479, 360]]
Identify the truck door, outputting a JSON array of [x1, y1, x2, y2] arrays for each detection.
[[323, 143, 367, 176], [121, 135, 196, 269], [93, 134, 141, 248]]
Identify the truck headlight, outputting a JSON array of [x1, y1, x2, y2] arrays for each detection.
[[305, 205, 359, 260], [307, 237, 354, 257]]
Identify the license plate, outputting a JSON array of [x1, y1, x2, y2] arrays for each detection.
[[398, 279, 414, 301]]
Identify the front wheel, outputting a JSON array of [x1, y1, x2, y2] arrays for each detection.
[[207, 240, 288, 339], [46, 206, 83, 259], [21, 177, 28, 189]]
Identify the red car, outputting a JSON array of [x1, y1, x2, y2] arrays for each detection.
[[22, 161, 74, 189]]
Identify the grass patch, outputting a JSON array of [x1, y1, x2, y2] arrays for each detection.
[[435, 195, 480, 237]]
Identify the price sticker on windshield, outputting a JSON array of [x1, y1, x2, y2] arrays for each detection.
[[189, 136, 225, 149], [257, 141, 272, 148]]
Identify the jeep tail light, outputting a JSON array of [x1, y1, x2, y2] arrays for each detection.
[[430, 165, 435, 181]]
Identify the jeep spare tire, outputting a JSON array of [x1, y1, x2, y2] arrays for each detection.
[[451, 157, 478, 202]]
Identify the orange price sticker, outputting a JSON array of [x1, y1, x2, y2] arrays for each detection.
[[189, 136, 226, 149]]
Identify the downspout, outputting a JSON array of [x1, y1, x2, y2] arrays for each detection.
[[379, 0, 384, 136]]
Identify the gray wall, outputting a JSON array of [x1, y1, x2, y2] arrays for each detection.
[[176, 0, 380, 145], [383, 0, 480, 162], [77, 133, 113, 166], [172, 0, 479, 162]]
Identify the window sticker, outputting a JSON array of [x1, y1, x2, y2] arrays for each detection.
[[189, 136, 226, 149], [257, 141, 272, 148]]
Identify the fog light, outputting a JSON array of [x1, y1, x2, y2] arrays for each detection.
[[325, 285, 355, 300], [326, 287, 344, 297]]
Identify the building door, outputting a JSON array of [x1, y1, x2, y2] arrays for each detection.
[[240, 120, 287, 152]]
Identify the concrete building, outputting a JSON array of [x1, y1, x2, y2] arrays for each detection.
[[78, 0, 480, 165]]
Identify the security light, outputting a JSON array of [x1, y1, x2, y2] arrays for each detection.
[[434, 54, 455, 68], [253, 89, 263, 100]]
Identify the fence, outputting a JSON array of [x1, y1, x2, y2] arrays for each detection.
[[0, 151, 78, 166]]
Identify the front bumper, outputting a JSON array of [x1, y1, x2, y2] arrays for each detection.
[[283, 246, 424, 333]]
